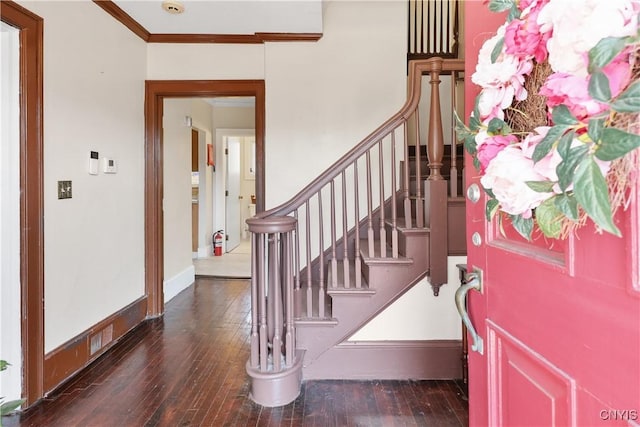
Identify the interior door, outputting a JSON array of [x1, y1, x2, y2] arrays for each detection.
[[226, 137, 241, 252], [463, 3, 640, 426]]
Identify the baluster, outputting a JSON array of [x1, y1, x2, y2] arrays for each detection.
[[342, 171, 350, 288], [270, 233, 282, 372], [403, 122, 412, 228], [305, 200, 312, 318], [420, 0, 424, 54], [258, 233, 268, 371], [391, 131, 399, 258], [284, 229, 294, 367], [317, 190, 325, 318], [378, 141, 387, 258], [415, 107, 425, 228], [426, 0, 431, 53], [428, 59, 445, 181], [450, 69, 459, 197], [294, 210, 300, 290], [330, 181, 338, 288], [250, 232, 259, 368], [366, 150, 375, 257], [439, 0, 444, 54], [354, 161, 362, 288]]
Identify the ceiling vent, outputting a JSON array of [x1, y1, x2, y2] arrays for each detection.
[[161, 0, 185, 15]]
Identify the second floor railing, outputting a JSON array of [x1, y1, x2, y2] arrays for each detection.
[[408, 0, 460, 61]]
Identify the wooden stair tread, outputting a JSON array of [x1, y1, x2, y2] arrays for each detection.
[[294, 285, 335, 323], [326, 259, 374, 295], [359, 239, 413, 265], [385, 217, 430, 233]]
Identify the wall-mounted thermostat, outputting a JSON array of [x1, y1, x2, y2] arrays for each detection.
[[103, 157, 117, 174], [89, 151, 99, 175]]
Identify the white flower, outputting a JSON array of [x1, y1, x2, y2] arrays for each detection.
[[481, 146, 552, 218], [537, 0, 640, 76], [471, 25, 521, 89]]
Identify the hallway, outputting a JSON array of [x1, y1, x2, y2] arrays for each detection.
[[5, 278, 468, 426]]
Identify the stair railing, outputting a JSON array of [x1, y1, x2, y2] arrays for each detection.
[[246, 58, 464, 392]]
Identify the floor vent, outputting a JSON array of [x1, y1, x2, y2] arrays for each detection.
[[89, 324, 114, 355]]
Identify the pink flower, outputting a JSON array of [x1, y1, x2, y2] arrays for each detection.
[[540, 73, 605, 121], [504, 7, 550, 63], [477, 134, 518, 173], [540, 54, 632, 121]]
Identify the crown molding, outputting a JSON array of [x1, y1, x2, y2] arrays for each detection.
[[93, 1, 322, 44]]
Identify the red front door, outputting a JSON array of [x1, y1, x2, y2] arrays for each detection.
[[463, 3, 640, 426]]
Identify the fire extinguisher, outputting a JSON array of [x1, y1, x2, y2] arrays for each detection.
[[213, 230, 224, 256]]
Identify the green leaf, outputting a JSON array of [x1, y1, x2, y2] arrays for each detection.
[[557, 130, 576, 160], [535, 197, 563, 239], [588, 71, 612, 102], [0, 360, 9, 371], [526, 181, 556, 193], [587, 118, 605, 143], [507, 4, 520, 22], [484, 187, 496, 199], [1, 399, 25, 416], [473, 156, 481, 171], [595, 128, 640, 161], [464, 135, 477, 155], [574, 156, 621, 236], [533, 125, 570, 162], [487, 117, 506, 134], [491, 37, 504, 64], [469, 113, 482, 132], [556, 144, 589, 192], [486, 199, 500, 221], [610, 81, 640, 113], [588, 37, 628, 73], [554, 194, 579, 221], [510, 215, 534, 241], [552, 105, 578, 125], [488, 0, 516, 12]]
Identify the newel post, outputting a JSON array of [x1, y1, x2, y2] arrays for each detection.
[[427, 59, 445, 180], [246, 215, 303, 407]]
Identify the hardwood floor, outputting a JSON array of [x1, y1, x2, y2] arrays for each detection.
[[4, 277, 468, 427]]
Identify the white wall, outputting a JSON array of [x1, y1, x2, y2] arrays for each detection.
[[264, 0, 406, 208], [0, 21, 22, 402], [17, 1, 147, 353], [349, 256, 466, 341], [163, 99, 194, 284]]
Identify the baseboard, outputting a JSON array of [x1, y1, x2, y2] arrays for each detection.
[[197, 244, 213, 258], [43, 296, 147, 393], [302, 340, 462, 380], [164, 265, 195, 303]]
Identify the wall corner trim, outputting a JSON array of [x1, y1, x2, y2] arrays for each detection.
[[163, 265, 195, 303]]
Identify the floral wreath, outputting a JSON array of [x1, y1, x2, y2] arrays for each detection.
[[456, 0, 640, 240]]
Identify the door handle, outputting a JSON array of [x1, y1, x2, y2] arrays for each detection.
[[455, 271, 484, 355]]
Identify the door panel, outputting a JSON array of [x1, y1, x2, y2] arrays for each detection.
[[488, 321, 575, 427], [464, 3, 640, 426]]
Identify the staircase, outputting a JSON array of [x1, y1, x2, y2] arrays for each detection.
[[246, 58, 466, 407]]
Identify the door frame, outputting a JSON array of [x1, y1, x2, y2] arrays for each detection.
[[144, 80, 265, 316], [1, 1, 45, 406]]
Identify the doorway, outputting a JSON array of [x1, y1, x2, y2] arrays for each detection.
[[145, 80, 265, 316], [0, 2, 45, 405], [221, 129, 256, 254]]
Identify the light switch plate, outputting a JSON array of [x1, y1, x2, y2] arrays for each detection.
[[58, 180, 72, 199]]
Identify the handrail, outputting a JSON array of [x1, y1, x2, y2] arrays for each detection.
[[255, 58, 465, 219]]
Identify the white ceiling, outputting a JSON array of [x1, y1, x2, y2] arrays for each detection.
[[112, 0, 324, 35]]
